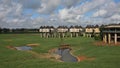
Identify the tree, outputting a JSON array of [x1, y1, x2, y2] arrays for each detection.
[[0, 27, 2, 33], [99, 24, 105, 40], [2, 28, 10, 33]]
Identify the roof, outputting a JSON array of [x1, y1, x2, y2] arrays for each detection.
[[86, 25, 99, 28], [104, 24, 120, 28], [40, 26, 54, 28], [70, 25, 82, 28]]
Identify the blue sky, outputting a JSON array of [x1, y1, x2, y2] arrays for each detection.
[[114, 0, 120, 3], [0, 0, 120, 28]]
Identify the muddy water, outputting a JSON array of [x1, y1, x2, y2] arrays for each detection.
[[55, 49, 78, 62], [15, 46, 32, 51]]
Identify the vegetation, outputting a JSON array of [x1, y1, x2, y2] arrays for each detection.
[[94, 35, 101, 41], [0, 28, 39, 34], [99, 25, 106, 40], [0, 34, 120, 68]]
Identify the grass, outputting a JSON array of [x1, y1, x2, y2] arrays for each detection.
[[0, 34, 120, 68]]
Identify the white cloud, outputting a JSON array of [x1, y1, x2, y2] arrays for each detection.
[[79, 0, 111, 14], [37, 0, 61, 14], [93, 10, 107, 17], [76, 15, 84, 20], [0, 0, 120, 28], [63, 0, 81, 8], [19, 0, 41, 9], [59, 8, 69, 20], [111, 14, 120, 20]]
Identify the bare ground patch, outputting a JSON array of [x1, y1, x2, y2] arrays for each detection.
[[6, 46, 17, 50], [27, 43, 40, 47], [94, 41, 120, 46], [77, 56, 95, 62]]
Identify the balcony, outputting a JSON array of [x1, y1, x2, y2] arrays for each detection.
[[102, 30, 120, 33]]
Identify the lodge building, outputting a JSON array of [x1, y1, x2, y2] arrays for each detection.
[[57, 26, 68, 38], [69, 26, 83, 37], [39, 26, 55, 38], [39, 25, 100, 38], [85, 25, 100, 37], [39, 25, 83, 38], [39, 24, 120, 45], [102, 24, 120, 44]]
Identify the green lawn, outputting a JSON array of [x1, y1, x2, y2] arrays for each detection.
[[0, 34, 120, 68]]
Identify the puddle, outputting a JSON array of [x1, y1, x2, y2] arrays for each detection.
[[15, 46, 32, 51], [55, 48, 78, 62]]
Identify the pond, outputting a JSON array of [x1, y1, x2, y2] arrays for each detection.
[[55, 48, 78, 62]]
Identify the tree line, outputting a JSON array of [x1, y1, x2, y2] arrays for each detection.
[[0, 28, 39, 34]]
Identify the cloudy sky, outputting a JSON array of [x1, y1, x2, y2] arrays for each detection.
[[0, 0, 120, 28]]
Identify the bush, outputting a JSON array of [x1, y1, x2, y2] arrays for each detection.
[[94, 35, 102, 41]]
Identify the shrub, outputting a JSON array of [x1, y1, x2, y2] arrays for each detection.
[[94, 35, 101, 41]]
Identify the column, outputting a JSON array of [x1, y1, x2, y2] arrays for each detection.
[[71, 33, 72, 38], [76, 33, 78, 37], [59, 33, 60, 38], [40, 33, 42, 38], [104, 34, 107, 43], [103, 34, 105, 42], [83, 33, 85, 37], [48, 33, 50, 38], [114, 33, 117, 44], [46, 33, 48, 38], [43, 33, 45, 38], [86, 34, 88, 37], [108, 33, 111, 44], [63, 33, 64, 38], [90, 34, 91, 38]]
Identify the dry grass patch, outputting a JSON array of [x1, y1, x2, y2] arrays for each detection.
[[6, 46, 17, 50], [27, 43, 40, 47], [77, 56, 95, 62]]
